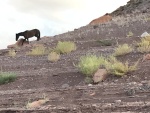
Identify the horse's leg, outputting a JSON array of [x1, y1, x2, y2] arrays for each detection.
[[36, 31, 40, 41], [22, 39, 25, 45]]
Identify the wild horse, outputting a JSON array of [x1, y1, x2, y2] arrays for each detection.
[[16, 29, 40, 45]]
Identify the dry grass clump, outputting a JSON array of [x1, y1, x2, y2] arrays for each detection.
[[77, 55, 105, 76], [27, 45, 46, 55], [55, 41, 76, 54], [137, 37, 150, 53], [104, 56, 139, 76], [48, 51, 60, 62], [113, 44, 133, 56], [127, 31, 134, 37], [0, 72, 17, 85], [8, 49, 16, 57], [97, 39, 113, 46], [77, 54, 138, 77]]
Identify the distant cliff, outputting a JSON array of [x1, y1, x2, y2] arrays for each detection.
[[89, 0, 150, 25], [111, 0, 150, 16]]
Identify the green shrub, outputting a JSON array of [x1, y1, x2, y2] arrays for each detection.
[[104, 56, 138, 76], [0, 72, 17, 84], [48, 51, 60, 62], [113, 44, 133, 56], [77, 55, 105, 76], [97, 39, 113, 46], [55, 41, 76, 54], [27, 45, 46, 55]]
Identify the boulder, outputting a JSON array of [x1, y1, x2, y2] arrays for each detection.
[[89, 13, 112, 25], [142, 54, 150, 61], [7, 38, 29, 49], [141, 32, 150, 38], [93, 69, 108, 83]]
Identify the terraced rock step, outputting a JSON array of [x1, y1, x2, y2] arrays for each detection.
[[0, 81, 150, 112]]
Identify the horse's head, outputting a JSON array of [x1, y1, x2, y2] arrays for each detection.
[[16, 33, 19, 41]]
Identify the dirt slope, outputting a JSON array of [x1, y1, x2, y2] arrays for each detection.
[[0, 0, 150, 111], [0, 13, 150, 112]]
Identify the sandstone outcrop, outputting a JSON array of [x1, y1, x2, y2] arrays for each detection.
[[89, 13, 112, 25], [7, 38, 29, 49]]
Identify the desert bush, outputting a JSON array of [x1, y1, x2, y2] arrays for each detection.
[[143, 36, 150, 41], [55, 41, 76, 54], [48, 51, 60, 62], [137, 38, 150, 53], [27, 45, 46, 55], [97, 39, 113, 46], [8, 49, 16, 57], [113, 44, 133, 56], [77, 55, 105, 76], [0, 72, 17, 85], [104, 56, 138, 76]]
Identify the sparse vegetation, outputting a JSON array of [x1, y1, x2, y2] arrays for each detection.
[[0, 72, 17, 85], [137, 37, 150, 53], [55, 41, 76, 54], [77, 55, 105, 76], [104, 56, 139, 76], [127, 31, 134, 37], [84, 77, 93, 84], [145, 17, 150, 21], [8, 49, 16, 57], [48, 51, 60, 62], [97, 39, 113, 46], [113, 44, 133, 56], [27, 45, 46, 55]]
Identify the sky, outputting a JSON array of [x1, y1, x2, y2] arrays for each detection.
[[0, 0, 129, 49]]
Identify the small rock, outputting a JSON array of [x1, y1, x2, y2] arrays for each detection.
[[114, 100, 121, 103], [93, 69, 108, 83], [141, 32, 150, 38], [26, 99, 48, 109], [88, 84, 93, 86], [61, 84, 69, 88], [142, 54, 150, 61]]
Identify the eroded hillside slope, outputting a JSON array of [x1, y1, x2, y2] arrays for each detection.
[[0, 12, 150, 112]]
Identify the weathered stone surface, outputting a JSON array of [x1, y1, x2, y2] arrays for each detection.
[[142, 54, 150, 61], [93, 69, 108, 83], [141, 32, 150, 38], [89, 13, 112, 25], [7, 38, 29, 49]]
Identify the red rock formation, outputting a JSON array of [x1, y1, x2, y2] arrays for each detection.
[[89, 13, 112, 25], [7, 38, 29, 49]]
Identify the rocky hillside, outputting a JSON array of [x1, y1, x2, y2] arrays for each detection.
[[0, 0, 150, 112], [111, 0, 150, 16]]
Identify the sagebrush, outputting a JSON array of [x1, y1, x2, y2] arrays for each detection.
[[55, 41, 76, 54], [0, 72, 17, 84], [77, 55, 105, 76], [104, 56, 139, 76], [27, 45, 46, 55], [113, 44, 133, 56]]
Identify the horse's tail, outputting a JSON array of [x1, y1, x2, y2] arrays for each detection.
[[38, 30, 40, 39], [37, 29, 40, 41]]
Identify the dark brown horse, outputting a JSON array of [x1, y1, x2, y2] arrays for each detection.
[[16, 29, 40, 45]]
